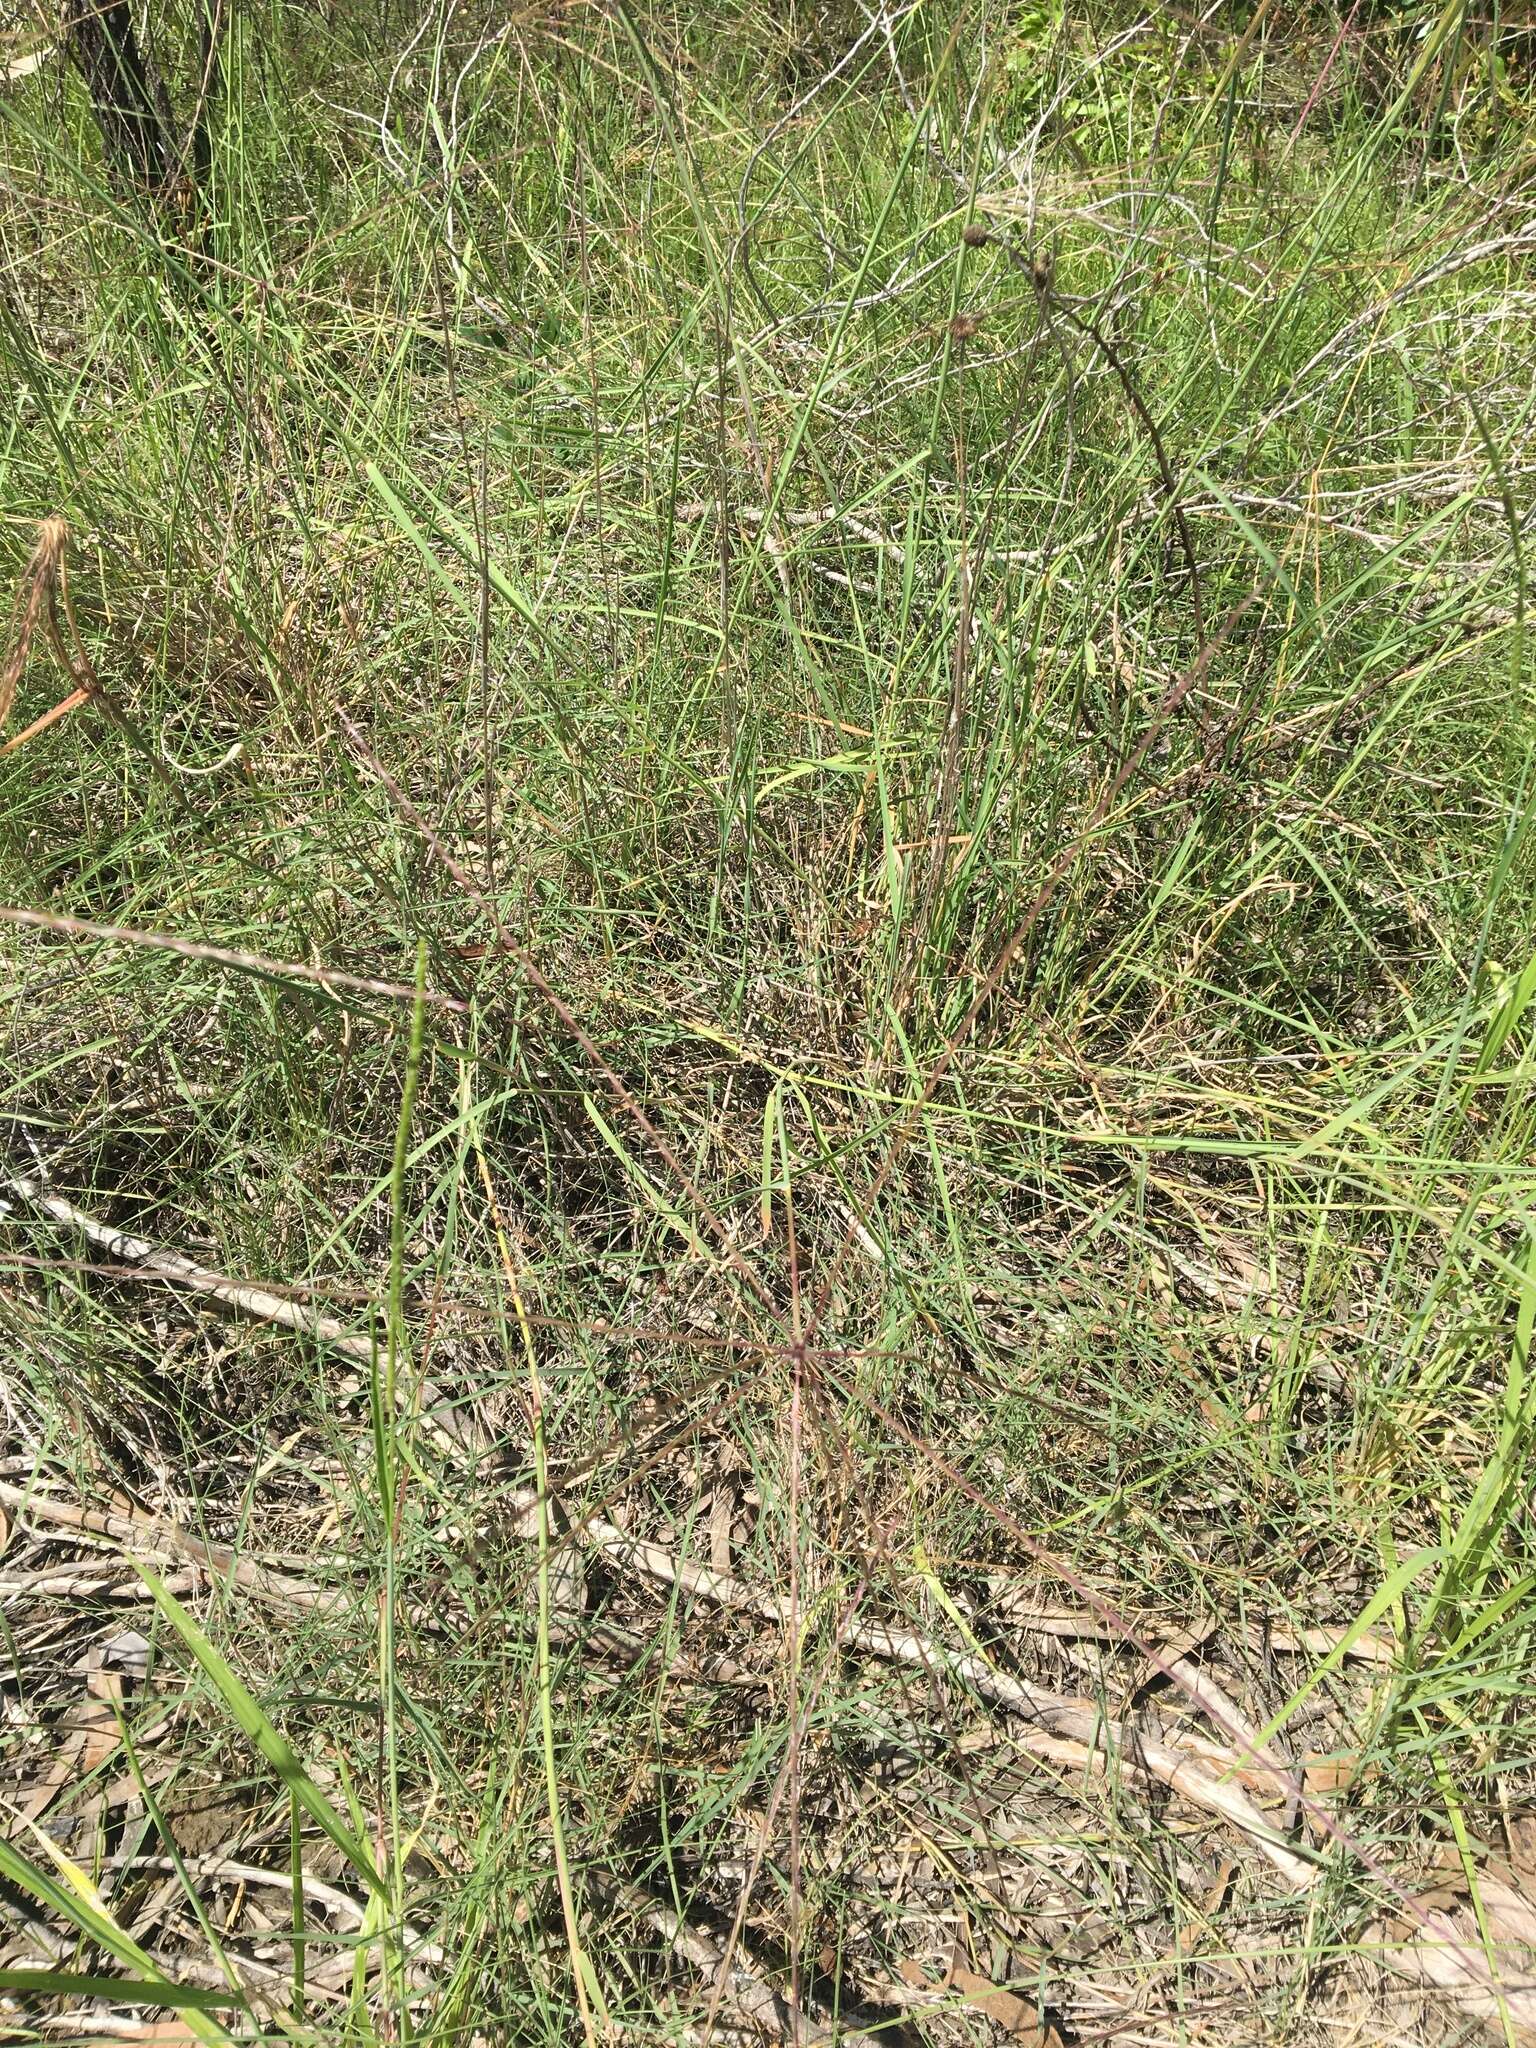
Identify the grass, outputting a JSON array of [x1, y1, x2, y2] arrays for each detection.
[[1, 0, 1535, 2040]]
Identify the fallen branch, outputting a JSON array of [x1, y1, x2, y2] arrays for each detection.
[[596, 1875, 834, 2045], [989, 1593, 1396, 1667], [0, 1481, 344, 1616], [513, 1497, 1315, 1887], [2, 1172, 466, 1442], [132, 1854, 446, 1972], [0, 905, 467, 1013], [2, 1171, 374, 1363]]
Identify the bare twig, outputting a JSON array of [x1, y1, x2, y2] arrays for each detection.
[[596, 1874, 835, 2045], [0, 1479, 343, 1614], [511, 1493, 1314, 1885], [129, 1854, 445, 1969], [2, 1172, 467, 1443], [0, 905, 468, 1013], [989, 1590, 1396, 1667], [1, 1171, 375, 1364]]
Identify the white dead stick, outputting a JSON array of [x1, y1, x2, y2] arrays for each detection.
[[1151, 1643, 1302, 1813], [131, 1854, 447, 1971], [0, 1564, 197, 1605], [990, 1587, 1397, 1666], [597, 1875, 833, 2045], [874, 1627, 1314, 1889], [513, 1496, 1315, 1888], [2, 1173, 465, 1442], [0, 1481, 346, 1616], [3, 1172, 374, 1361]]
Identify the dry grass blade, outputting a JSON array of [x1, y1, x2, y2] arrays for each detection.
[[0, 685, 92, 757]]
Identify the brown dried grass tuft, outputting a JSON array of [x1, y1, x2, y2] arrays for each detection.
[[0, 516, 70, 735], [0, 516, 157, 765]]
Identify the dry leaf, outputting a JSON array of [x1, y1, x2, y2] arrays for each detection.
[[76, 1696, 123, 1773], [0, 45, 54, 84], [948, 1960, 1053, 2041], [16, 1697, 120, 1819], [1176, 1857, 1238, 1957], [1483, 1869, 1536, 1951], [898, 1958, 1055, 2043], [102, 1627, 154, 1681], [17, 1748, 72, 1822], [1303, 1750, 1369, 1797], [1382, 1870, 1536, 2035]]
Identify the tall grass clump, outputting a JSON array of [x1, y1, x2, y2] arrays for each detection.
[[1, 1, 1533, 2040]]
